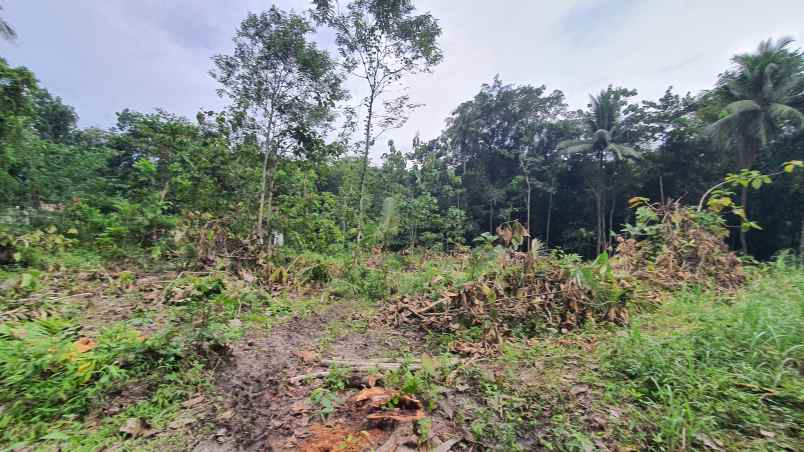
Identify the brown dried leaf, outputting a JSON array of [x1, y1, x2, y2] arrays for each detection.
[[74, 337, 97, 353], [296, 350, 319, 363], [353, 387, 398, 407], [120, 417, 155, 437], [366, 409, 424, 423], [182, 395, 206, 409]]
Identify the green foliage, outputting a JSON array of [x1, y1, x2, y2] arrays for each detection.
[[276, 165, 346, 253], [0, 224, 77, 268], [330, 262, 388, 300], [95, 196, 176, 258], [0, 319, 151, 431], [606, 261, 804, 449]]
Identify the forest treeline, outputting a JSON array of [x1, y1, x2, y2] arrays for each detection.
[[1, 1, 803, 261]]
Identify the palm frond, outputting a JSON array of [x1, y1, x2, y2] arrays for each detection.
[[706, 113, 743, 145], [770, 73, 804, 104], [557, 139, 590, 149], [757, 36, 795, 55], [768, 103, 804, 131], [723, 99, 762, 116], [606, 143, 640, 160], [557, 139, 593, 156]]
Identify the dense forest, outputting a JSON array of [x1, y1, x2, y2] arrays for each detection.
[[1, 1, 803, 451]]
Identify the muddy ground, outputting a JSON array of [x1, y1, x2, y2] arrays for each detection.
[[195, 299, 463, 452]]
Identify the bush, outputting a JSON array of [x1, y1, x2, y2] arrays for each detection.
[[0, 224, 77, 268], [0, 318, 150, 428], [95, 196, 176, 259]]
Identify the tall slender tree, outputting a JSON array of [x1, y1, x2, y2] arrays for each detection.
[[312, 0, 443, 245], [708, 37, 804, 253], [559, 87, 640, 253], [211, 7, 345, 244]]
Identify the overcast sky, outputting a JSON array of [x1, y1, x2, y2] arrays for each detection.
[[3, 0, 803, 159]]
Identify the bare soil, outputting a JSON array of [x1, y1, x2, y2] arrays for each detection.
[[203, 300, 459, 451]]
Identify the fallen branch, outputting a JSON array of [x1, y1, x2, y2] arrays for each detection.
[[288, 371, 330, 384], [289, 359, 432, 384], [16, 292, 95, 303], [321, 359, 423, 370]]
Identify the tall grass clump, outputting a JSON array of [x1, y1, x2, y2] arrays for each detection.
[[605, 258, 803, 450]]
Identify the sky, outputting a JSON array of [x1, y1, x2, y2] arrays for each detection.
[[2, 0, 804, 159]]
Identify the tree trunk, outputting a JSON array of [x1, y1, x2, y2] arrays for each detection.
[[594, 191, 603, 254], [525, 177, 532, 252], [608, 194, 616, 252], [739, 184, 749, 255], [265, 156, 279, 252], [489, 200, 494, 234], [255, 109, 276, 244], [356, 94, 376, 246], [545, 191, 553, 247], [596, 150, 605, 254], [799, 215, 804, 266], [256, 144, 271, 243], [159, 179, 170, 203]]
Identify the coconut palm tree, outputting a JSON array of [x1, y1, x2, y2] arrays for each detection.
[[0, 5, 16, 42], [559, 87, 640, 253], [708, 37, 804, 253]]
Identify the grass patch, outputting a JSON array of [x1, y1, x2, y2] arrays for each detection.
[[604, 261, 804, 450]]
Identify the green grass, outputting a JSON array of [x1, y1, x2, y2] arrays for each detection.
[[0, 273, 254, 450], [604, 260, 804, 450]]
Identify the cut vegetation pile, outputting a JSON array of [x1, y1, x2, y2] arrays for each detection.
[[379, 204, 746, 353], [615, 201, 745, 292], [379, 253, 631, 353]]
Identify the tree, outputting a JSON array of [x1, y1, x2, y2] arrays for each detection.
[[707, 37, 804, 253], [110, 109, 200, 203], [211, 7, 345, 243], [33, 89, 78, 144], [522, 118, 578, 247], [0, 58, 37, 204], [0, 5, 16, 42], [313, 0, 443, 245], [443, 77, 567, 241], [559, 86, 641, 253]]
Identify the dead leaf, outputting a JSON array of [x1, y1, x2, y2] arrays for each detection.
[[365, 394, 424, 423], [366, 409, 425, 423], [167, 415, 197, 430], [216, 410, 234, 421], [182, 395, 206, 409], [74, 337, 97, 353], [759, 430, 776, 438], [290, 399, 311, 413], [353, 387, 398, 407], [695, 433, 725, 451], [570, 384, 590, 396], [433, 438, 461, 452], [120, 417, 155, 437], [589, 414, 608, 429], [239, 269, 256, 283], [296, 350, 319, 363]]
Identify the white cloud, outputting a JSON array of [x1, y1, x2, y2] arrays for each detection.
[[3, 0, 802, 159]]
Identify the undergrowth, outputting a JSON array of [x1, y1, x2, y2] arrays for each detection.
[[605, 259, 804, 450]]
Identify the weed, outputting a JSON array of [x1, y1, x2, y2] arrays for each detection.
[[604, 260, 804, 450], [308, 366, 350, 421]]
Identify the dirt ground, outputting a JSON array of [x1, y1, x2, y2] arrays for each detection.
[[198, 300, 462, 451]]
